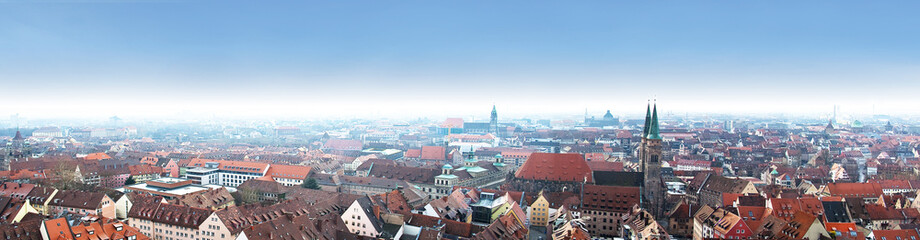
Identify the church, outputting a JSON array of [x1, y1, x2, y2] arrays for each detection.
[[585, 109, 620, 127], [639, 102, 667, 219]]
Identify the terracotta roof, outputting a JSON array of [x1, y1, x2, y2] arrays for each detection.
[[405, 149, 421, 158], [128, 164, 163, 176], [866, 204, 920, 221], [84, 152, 112, 161], [585, 161, 623, 172], [769, 198, 801, 221], [69, 219, 149, 240], [872, 230, 920, 240], [420, 146, 446, 161], [515, 153, 593, 183], [0, 183, 35, 200], [825, 222, 862, 240], [826, 182, 883, 198], [266, 164, 312, 180], [42, 218, 73, 240], [778, 211, 818, 239]]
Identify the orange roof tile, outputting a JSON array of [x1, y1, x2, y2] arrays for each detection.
[[515, 153, 593, 183], [266, 164, 312, 180], [84, 152, 111, 161]]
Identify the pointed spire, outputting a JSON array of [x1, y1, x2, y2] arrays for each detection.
[[647, 103, 661, 140], [642, 101, 652, 138], [13, 130, 23, 141], [491, 105, 497, 119]]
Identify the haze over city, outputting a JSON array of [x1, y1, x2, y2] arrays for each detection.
[[5, 1, 920, 240], [3, 1, 920, 119]]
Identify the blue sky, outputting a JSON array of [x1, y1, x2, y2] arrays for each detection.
[[1, 1, 919, 119]]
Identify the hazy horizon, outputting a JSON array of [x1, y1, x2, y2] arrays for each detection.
[[3, 1, 919, 119]]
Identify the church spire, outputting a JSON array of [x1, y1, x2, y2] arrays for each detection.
[[642, 102, 651, 138], [647, 103, 661, 140]]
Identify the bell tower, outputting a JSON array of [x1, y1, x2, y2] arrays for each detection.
[[640, 102, 665, 219]]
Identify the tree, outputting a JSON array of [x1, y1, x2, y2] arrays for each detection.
[[124, 176, 136, 186], [301, 177, 320, 189]]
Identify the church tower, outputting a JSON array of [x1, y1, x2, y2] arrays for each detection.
[[640, 102, 665, 219], [490, 105, 498, 133]]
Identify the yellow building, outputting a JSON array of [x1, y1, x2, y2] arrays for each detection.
[[530, 192, 550, 226]]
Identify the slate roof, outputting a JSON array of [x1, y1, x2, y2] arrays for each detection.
[[822, 201, 852, 223], [592, 171, 643, 187]]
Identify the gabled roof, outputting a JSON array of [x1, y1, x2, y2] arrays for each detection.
[[83, 152, 111, 161], [43, 218, 73, 240], [822, 201, 852, 223], [702, 175, 751, 194], [515, 153, 593, 183], [420, 146, 446, 160], [127, 201, 212, 229], [49, 190, 108, 210], [872, 230, 920, 240], [354, 196, 384, 232], [266, 164, 312, 180], [778, 211, 820, 239], [826, 182, 883, 198]]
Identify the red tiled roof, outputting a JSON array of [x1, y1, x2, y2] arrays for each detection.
[[128, 164, 163, 176], [515, 153, 593, 183], [826, 182, 883, 198], [84, 152, 112, 161], [420, 146, 446, 160], [585, 161, 624, 172], [266, 164, 312, 180], [405, 149, 421, 158], [825, 222, 862, 240], [872, 230, 920, 240]]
